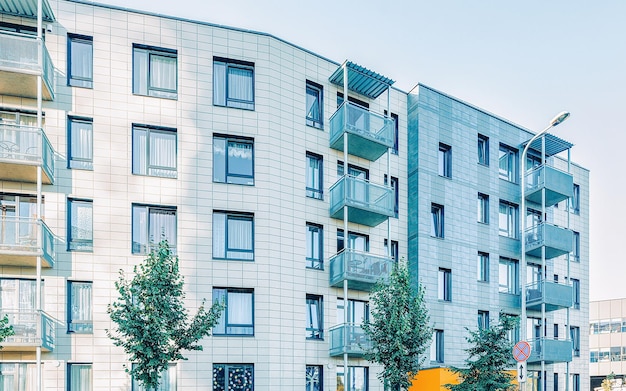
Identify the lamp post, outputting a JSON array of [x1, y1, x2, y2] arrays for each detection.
[[519, 111, 570, 372]]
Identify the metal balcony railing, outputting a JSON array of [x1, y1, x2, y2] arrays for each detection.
[[0, 217, 55, 267], [329, 249, 394, 292], [525, 280, 573, 311], [0, 123, 55, 183], [525, 165, 573, 207], [0, 309, 55, 351], [328, 323, 371, 357], [524, 222, 573, 259], [329, 175, 394, 227]]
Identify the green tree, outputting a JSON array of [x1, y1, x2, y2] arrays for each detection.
[[446, 313, 519, 391], [107, 240, 224, 390], [361, 262, 432, 390], [0, 314, 15, 348]]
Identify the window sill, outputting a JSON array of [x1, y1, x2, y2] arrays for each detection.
[[305, 122, 324, 130], [478, 162, 489, 167]]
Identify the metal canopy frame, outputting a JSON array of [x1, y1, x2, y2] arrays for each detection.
[[329, 61, 394, 99], [0, 0, 55, 22], [524, 133, 573, 157]]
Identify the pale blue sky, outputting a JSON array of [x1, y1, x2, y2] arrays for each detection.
[[99, 0, 625, 300]]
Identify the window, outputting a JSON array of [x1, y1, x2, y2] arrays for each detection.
[[306, 152, 323, 199], [384, 239, 399, 262], [572, 278, 580, 309], [132, 125, 177, 178], [306, 80, 323, 128], [477, 252, 489, 282], [570, 326, 580, 357], [438, 268, 451, 301], [306, 365, 322, 391], [477, 310, 489, 330], [213, 288, 254, 335], [213, 364, 253, 391], [131, 205, 177, 254], [133, 44, 177, 99], [571, 184, 580, 214], [0, 363, 37, 390], [306, 223, 323, 269], [431, 203, 444, 238], [384, 110, 399, 155], [306, 294, 323, 340], [478, 134, 489, 165], [213, 135, 254, 185], [336, 366, 368, 391], [572, 231, 580, 262], [438, 143, 451, 177], [337, 230, 369, 252], [213, 57, 254, 110], [554, 374, 559, 391], [554, 324, 559, 339], [68, 199, 93, 252], [499, 200, 518, 238], [68, 116, 93, 170], [572, 374, 580, 391], [68, 281, 92, 333], [499, 257, 518, 294], [503, 314, 520, 343], [499, 144, 518, 182], [67, 34, 93, 88], [132, 363, 177, 391], [384, 175, 399, 217], [68, 363, 92, 391], [337, 298, 369, 324], [477, 193, 489, 224], [431, 330, 444, 363], [213, 211, 254, 260]]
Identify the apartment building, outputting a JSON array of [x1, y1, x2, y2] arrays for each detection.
[[590, 299, 626, 390], [0, 0, 589, 390]]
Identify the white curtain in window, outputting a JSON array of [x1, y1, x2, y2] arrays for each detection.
[[212, 213, 225, 258], [71, 121, 93, 162], [306, 87, 320, 122], [227, 67, 253, 103], [148, 209, 176, 247], [306, 300, 319, 330], [133, 50, 148, 95], [149, 131, 176, 177], [70, 364, 92, 391], [150, 54, 176, 92], [71, 282, 92, 331], [71, 39, 93, 81], [306, 226, 320, 260], [213, 289, 226, 334], [71, 202, 93, 242], [306, 156, 320, 190], [133, 128, 147, 175], [228, 291, 252, 327], [227, 217, 252, 258], [213, 61, 226, 106]]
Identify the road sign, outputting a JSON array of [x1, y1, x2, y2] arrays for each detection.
[[517, 361, 527, 383], [513, 341, 531, 362]]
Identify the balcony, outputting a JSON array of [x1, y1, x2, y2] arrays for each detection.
[[524, 223, 573, 259], [0, 217, 55, 268], [0, 32, 55, 100], [527, 338, 572, 364], [0, 310, 55, 352], [329, 249, 394, 292], [329, 323, 371, 357], [329, 102, 395, 161], [526, 280, 573, 312], [0, 123, 55, 184], [525, 165, 573, 207], [330, 175, 394, 227]]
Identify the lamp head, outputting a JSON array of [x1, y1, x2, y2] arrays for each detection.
[[550, 111, 570, 127]]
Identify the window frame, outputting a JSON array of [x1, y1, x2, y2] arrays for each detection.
[[131, 204, 177, 255], [478, 310, 489, 330], [384, 239, 399, 262], [132, 363, 177, 391], [477, 251, 489, 282], [306, 223, 323, 270], [571, 184, 580, 214], [306, 365, 323, 391], [499, 143, 518, 182], [132, 124, 178, 178], [68, 116, 93, 170], [213, 134, 255, 185], [67, 280, 93, 334], [213, 211, 255, 261], [384, 110, 399, 155], [384, 175, 399, 218], [213, 57, 255, 110], [431, 203, 444, 238], [306, 152, 323, 200], [438, 268, 452, 302], [499, 200, 519, 239], [572, 278, 580, 309], [478, 133, 489, 165], [67, 198, 93, 252], [572, 231, 580, 262], [336, 366, 368, 391], [306, 294, 324, 340], [132, 44, 178, 99], [570, 326, 580, 357], [499, 257, 519, 294], [305, 80, 323, 129], [213, 288, 254, 336], [477, 193, 489, 224], [67, 34, 93, 88], [67, 363, 92, 391], [431, 329, 444, 363], [438, 142, 452, 178]]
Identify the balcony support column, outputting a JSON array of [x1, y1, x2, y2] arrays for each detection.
[[342, 61, 348, 391], [36, 0, 43, 389]]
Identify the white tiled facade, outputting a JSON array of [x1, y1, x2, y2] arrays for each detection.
[[0, 1, 588, 391]]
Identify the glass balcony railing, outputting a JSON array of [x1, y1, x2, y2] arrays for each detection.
[[329, 102, 394, 161], [0, 31, 55, 100], [527, 338, 572, 364], [524, 222, 573, 259], [329, 249, 394, 292], [0, 217, 55, 268], [526, 280, 573, 311], [329, 323, 371, 357], [525, 165, 573, 207], [0, 309, 55, 351], [329, 175, 394, 227], [0, 123, 55, 183]]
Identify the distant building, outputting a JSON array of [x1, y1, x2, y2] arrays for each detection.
[[590, 299, 626, 390]]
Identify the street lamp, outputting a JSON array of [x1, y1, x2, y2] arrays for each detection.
[[520, 110, 570, 345]]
